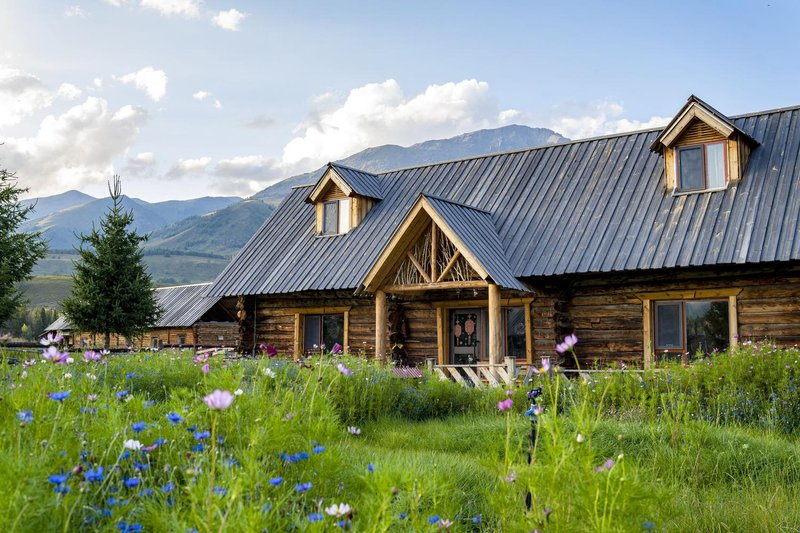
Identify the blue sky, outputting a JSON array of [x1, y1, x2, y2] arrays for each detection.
[[1, 0, 798, 201]]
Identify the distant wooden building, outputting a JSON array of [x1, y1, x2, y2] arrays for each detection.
[[206, 96, 800, 368], [44, 283, 239, 350]]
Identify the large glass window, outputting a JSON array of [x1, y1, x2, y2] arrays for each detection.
[[654, 300, 729, 364], [504, 307, 526, 360], [677, 142, 727, 192], [303, 313, 344, 353]]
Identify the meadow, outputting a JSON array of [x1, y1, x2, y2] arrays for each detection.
[[1, 340, 799, 532]]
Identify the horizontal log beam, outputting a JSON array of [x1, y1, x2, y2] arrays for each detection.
[[383, 280, 488, 293]]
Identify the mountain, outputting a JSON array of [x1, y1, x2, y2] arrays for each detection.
[[22, 195, 242, 250], [20, 190, 96, 222], [149, 125, 568, 257]]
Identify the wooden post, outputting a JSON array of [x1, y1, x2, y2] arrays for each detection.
[[488, 284, 502, 365], [642, 299, 652, 369], [431, 223, 438, 281], [426, 358, 435, 372], [375, 290, 388, 360], [505, 356, 517, 386], [728, 295, 738, 347]]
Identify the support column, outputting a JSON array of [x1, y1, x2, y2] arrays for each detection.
[[375, 290, 388, 359], [488, 283, 502, 365]]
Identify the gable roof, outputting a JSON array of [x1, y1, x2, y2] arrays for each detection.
[[361, 194, 527, 291], [306, 163, 383, 202], [44, 283, 223, 332], [206, 103, 800, 298]]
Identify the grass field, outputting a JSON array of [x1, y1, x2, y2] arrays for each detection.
[[16, 275, 73, 309], [1, 343, 799, 531]]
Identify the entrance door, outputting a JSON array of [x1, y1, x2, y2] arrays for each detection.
[[449, 308, 487, 364]]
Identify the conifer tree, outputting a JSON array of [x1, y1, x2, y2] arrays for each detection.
[[63, 176, 162, 348], [0, 167, 47, 326]]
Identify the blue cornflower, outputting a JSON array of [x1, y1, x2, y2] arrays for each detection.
[[472, 514, 482, 524], [139, 488, 154, 497], [337, 520, 351, 529], [298, 451, 309, 460], [49, 474, 68, 485], [133, 463, 149, 471], [399, 513, 408, 519], [269, 477, 283, 486], [123, 478, 140, 488], [118, 450, 130, 461], [132, 422, 146, 433], [80, 407, 98, 414], [17, 410, 33, 423], [115, 390, 128, 399], [225, 458, 238, 467], [295, 482, 312, 492], [308, 513, 323, 523], [50, 391, 71, 402], [642, 522, 655, 530], [192, 444, 204, 452], [125, 373, 135, 379], [262, 504, 272, 513], [367, 463, 375, 472], [313, 445, 325, 454], [186, 425, 197, 432], [193, 430, 211, 440], [213, 486, 227, 497], [428, 515, 440, 524], [117, 522, 143, 533], [166, 412, 183, 425], [54, 485, 70, 494], [84, 467, 104, 483], [161, 482, 175, 493], [153, 437, 167, 446]]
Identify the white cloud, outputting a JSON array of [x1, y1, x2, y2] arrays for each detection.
[[57, 83, 82, 100], [212, 8, 245, 31], [192, 90, 210, 100], [167, 156, 212, 178], [139, 0, 201, 17], [213, 99, 222, 110], [64, 5, 87, 17], [92, 77, 103, 89], [117, 66, 168, 101], [241, 114, 275, 129], [123, 151, 156, 176], [2, 97, 148, 195], [282, 78, 502, 167], [541, 101, 670, 140]]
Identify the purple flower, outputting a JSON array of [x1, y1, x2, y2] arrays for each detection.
[[265, 344, 278, 357], [83, 350, 101, 362], [498, 398, 513, 412], [331, 343, 343, 354], [43, 345, 68, 364], [337, 363, 351, 376], [556, 334, 578, 354], [40, 332, 63, 346], [201, 363, 210, 374], [203, 389, 234, 410]]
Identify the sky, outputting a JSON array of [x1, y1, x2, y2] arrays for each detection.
[[1, 0, 799, 202]]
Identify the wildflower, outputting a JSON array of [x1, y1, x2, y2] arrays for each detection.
[[337, 363, 352, 376], [325, 503, 351, 517], [556, 333, 578, 354], [63, 373, 72, 379], [83, 350, 101, 362], [472, 514, 482, 524], [439, 519, 453, 528], [576, 433, 585, 443], [295, 482, 312, 492], [234, 388, 243, 396], [313, 445, 325, 454], [161, 482, 175, 493], [43, 345, 68, 364], [201, 363, 210, 374], [123, 439, 143, 451], [308, 513, 324, 523], [123, 478, 140, 488], [139, 488, 154, 497], [85, 467, 104, 483], [505, 389, 513, 396], [504, 471, 516, 483], [125, 372, 135, 379], [132, 422, 146, 433], [203, 389, 234, 410], [347, 426, 361, 435], [167, 412, 183, 425], [263, 367, 277, 378], [115, 390, 128, 400], [49, 474, 69, 485], [331, 343, 343, 354], [595, 459, 615, 473], [265, 344, 278, 357], [85, 373, 97, 380], [367, 464, 375, 472], [17, 410, 33, 424], [40, 332, 63, 346], [192, 444, 204, 452], [193, 353, 210, 364], [87, 394, 99, 401], [498, 398, 513, 411], [213, 486, 227, 497], [269, 476, 283, 486], [193, 430, 211, 440], [428, 516, 441, 524], [117, 522, 143, 533], [642, 522, 655, 530], [50, 391, 71, 402]]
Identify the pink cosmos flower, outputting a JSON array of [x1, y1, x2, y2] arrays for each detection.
[[43, 345, 68, 364], [532, 357, 552, 375], [203, 389, 234, 410], [40, 332, 63, 346], [337, 363, 351, 376], [498, 398, 513, 411], [331, 343, 343, 354], [556, 334, 578, 354], [201, 363, 210, 374], [193, 353, 210, 364], [83, 350, 101, 362]]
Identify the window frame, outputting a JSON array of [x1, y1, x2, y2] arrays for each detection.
[[676, 141, 728, 193], [503, 306, 528, 361], [322, 200, 339, 235]]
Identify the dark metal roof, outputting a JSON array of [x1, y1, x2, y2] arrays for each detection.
[[421, 195, 527, 291], [44, 283, 222, 331], [207, 104, 800, 297], [329, 163, 384, 200]]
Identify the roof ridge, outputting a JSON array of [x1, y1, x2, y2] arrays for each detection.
[[156, 282, 212, 290], [372, 103, 800, 176], [421, 193, 494, 215], [329, 161, 380, 176]]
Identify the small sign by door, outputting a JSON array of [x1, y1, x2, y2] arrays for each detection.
[[450, 309, 486, 364]]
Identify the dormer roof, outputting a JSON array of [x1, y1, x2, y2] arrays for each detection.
[[650, 95, 757, 153], [306, 162, 383, 203]]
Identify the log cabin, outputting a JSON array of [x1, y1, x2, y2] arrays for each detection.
[[44, 283, 239, 350], [206, 96, 800, 368]]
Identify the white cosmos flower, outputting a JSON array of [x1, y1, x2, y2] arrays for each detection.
[[234, 388, 243, 396], [325, 503, 351, 517], [347, 426, 361, 435], [63, 373, 72, 379], [262, 368, 276, 379], [576, 433, 584, 443], [123, 439, 143, 450]]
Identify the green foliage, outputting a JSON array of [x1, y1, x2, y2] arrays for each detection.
[[62, 177, 162, 347], [1, 306, 59, 340], [0, 168, 47, 326]]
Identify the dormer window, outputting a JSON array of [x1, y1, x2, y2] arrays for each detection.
[[677, 141, 727, 192], [322, 199, 351, 235]]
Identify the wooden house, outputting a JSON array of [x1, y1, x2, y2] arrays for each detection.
[[44, 283, 239, 350], [206, 96, 800, 368]]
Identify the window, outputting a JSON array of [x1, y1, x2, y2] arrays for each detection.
[[321, 199, 351, 235], [177, 335, 186, 345], [303, 313, 344, 353], [504, 307, 526, 360], [151, 337, 160, 348], [677, 141, 727, 192], [654, 300, 729, 364]]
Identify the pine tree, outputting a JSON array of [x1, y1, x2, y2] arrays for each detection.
[[62, 176, 162, 348], [0, 167, 48, 326]]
